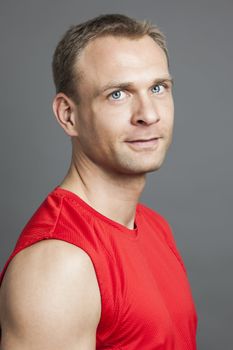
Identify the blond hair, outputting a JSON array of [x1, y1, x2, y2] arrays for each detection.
[[52, 14, 168, 100]]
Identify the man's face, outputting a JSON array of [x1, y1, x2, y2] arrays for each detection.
[[73, 35, 174, 176]]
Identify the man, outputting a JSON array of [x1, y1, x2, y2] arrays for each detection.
[[0, 14, 197, 349]]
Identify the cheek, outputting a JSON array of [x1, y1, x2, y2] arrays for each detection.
[[84, 114, 116, 150], [92, 103, 131, 134], [158, 98, 174, 136], [162, 95, 174, 120]]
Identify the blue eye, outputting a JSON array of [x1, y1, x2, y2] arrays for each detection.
[[110, 90, 123, 100], [151, 84, 165, 94]]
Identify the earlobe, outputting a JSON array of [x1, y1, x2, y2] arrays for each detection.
[[52, 93, 78, 137]]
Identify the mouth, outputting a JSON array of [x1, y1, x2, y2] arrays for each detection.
[[125, 137, 161, 150]]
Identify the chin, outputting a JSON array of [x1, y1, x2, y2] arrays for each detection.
[[134, 164, 164, 175], [116, 158, 166, 176], [118, 144, 170, 174]]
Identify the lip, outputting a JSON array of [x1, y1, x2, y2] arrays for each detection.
[[125, 137, 161, 150]]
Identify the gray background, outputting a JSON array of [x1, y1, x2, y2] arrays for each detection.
[[0, 0, 232, 348]]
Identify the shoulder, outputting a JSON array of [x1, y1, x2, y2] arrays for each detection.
[[7, 239, 97, 277], [138, 203, 176, 245], [10, 189, 94, 262], [1, 239, 100, 300], [0, 240, 101, 346], [139, 202, 171, 228]]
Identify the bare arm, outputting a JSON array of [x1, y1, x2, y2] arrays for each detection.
[[0, 240, 101, 350]]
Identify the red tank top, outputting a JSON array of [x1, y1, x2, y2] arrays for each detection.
[[0, 187, 197, 349]]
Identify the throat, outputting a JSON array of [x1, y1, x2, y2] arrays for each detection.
[[59, 162, 145, 229]]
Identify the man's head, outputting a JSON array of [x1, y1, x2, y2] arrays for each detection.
[[52, 14, 174, 176], [52, 14, 169, 102]]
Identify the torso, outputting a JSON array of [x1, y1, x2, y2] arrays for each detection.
[[0, 187, 197, 349]]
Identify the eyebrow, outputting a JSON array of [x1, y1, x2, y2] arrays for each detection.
[[96, 75, 174, 95]]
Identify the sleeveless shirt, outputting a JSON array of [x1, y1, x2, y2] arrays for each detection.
[[0, 187, 197, 349]]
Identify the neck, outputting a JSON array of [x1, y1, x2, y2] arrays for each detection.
[[59, 154, 146, 229]]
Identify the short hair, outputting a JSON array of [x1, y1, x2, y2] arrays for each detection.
[[52, 14, 169, 101]]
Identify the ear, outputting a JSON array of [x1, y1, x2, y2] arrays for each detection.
[[52, 93, 79, 137]]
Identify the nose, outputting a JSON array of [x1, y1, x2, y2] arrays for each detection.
[[131, 95, 160, 126]]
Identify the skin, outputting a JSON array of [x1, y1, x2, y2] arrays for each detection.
[[56, 35, 174, 228], [0, 35, 174, 349]]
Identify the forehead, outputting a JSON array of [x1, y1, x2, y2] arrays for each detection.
[[77, 35, 169, 89]]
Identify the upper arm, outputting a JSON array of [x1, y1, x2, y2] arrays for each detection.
[[0, 240, 101, 350]]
